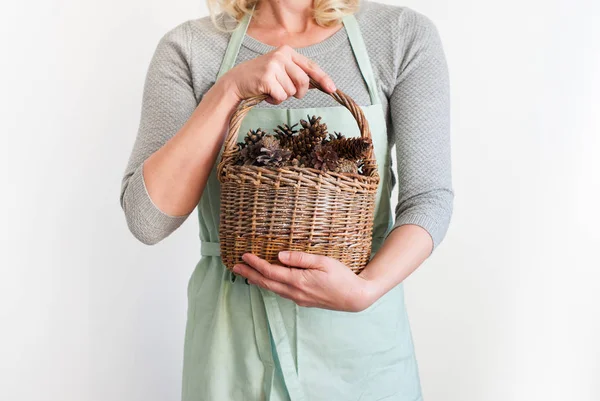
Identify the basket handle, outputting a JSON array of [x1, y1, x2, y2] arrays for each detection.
[[217, 77, 376, 177]]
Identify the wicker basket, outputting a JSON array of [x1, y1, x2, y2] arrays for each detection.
[[217, 78, 379, 274]]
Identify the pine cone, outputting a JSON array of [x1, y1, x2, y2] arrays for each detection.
[[334, 157, 359, 174], [256, 147, 292, 167], [236, 130, 277, 165], [323, 131, 345, 144], [273, 123, 298, 148], [327, 137, 372, 161], [287, 131, 314, 158], [244, 128, 268, 147], [286, 116, 327, 158], [290, 155, 309, 168], [299, 115, 328, 138], [259, 134, 281, 150], [239, 143, 262, 165], [309, 144, 339, 171]]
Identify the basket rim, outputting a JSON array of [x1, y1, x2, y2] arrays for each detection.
[[219, 163, 380, 184]]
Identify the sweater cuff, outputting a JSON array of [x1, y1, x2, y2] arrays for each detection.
[[125, 163, 190, 244], [385, 212, 449, 253]]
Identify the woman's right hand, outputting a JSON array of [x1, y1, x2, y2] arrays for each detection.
[[222, 45, 337, 105]]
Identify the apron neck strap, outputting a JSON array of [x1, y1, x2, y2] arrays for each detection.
[[341, 14, 381, 105], [216, 9, 254, 80], [216, 9, 381, 105]]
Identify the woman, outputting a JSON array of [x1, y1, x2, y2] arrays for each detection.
[[120, 0, 453, 399]]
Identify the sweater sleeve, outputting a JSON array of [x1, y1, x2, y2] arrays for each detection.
[[120, 21, 198, 245], [384, 11, 454, 251]]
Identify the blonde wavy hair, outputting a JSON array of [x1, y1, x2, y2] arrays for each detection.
[[207, 0, 360, 29]]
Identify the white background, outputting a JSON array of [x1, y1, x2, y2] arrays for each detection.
[[1, 0, 599, 400]]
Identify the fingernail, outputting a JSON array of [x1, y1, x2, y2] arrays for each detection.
[[232, 264, 240, 273], [241, 254, 249, 262], [328, 81, 336, 92], [279, 251, 290, 261]]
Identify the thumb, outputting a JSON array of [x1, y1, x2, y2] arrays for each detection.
[[278, 251, 324, 269]]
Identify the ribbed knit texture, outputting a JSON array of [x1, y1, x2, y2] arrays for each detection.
[[120, 0, 453, 249]]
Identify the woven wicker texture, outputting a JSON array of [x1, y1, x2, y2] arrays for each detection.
[[217, 78, 380, 273]]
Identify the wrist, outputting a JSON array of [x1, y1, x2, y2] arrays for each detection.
[[211, 74, 242, 107], [356, 269, 387, 308], [192, 76, 242, 129], [346, 275, 381, 312]]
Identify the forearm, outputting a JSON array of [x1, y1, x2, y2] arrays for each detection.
[[359, 224, 432, 300], [142, 78, 239, 216]]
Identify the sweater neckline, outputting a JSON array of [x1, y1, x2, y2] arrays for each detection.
[[241, 24, 348, 57]]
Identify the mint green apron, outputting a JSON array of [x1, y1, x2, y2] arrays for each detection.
[[183, 11, 423, 401]]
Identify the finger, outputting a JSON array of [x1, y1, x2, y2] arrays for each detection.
[[233, 263, 296, 297], [241, 253, 294, 284], [275, 69, 297, 99], [277, 251, 325, 270], [264, 77, 288, 105], [284, 61, 310, 99], [291, 53, 336, 92]]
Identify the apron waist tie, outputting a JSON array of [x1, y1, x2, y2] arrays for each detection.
[[201, 241, 306, 400], [202, 241, 251, 285], [261, 288, 306, 401]]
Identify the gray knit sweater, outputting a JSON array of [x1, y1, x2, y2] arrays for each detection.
[[120, 0, 453, 249]]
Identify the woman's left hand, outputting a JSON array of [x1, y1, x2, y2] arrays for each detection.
[[232, 251, 378, 312]]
